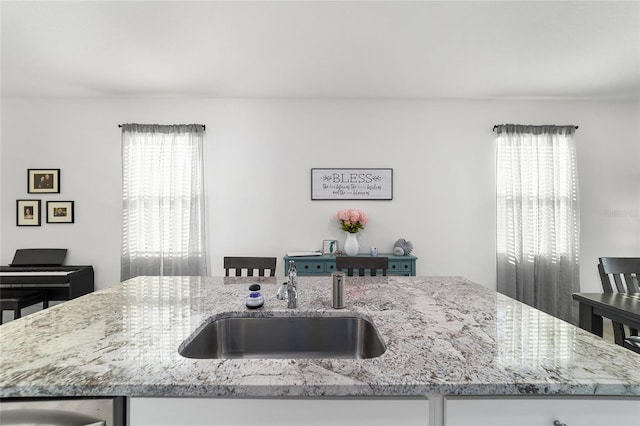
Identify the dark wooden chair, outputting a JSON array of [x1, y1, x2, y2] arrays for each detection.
[[597, 257, 640, 353], [336, 256, 388, 277], [0, 290, 48, 324], [224, 257, 277, 277]]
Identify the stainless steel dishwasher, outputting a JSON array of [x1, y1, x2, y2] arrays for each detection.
[[0, 396, 125, 426]]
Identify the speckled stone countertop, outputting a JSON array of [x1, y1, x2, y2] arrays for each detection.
[[1, 276, 639, 398]]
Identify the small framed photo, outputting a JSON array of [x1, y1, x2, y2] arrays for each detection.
[[17, 200, 41, 226], [322, 239, 338, 255], [28, 169, 60, 193], [47, 201, 74, 224]]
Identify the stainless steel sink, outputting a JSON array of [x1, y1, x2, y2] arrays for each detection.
[[178, 315, 386, 359]]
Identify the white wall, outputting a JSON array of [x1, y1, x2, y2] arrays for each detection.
[[1, 98, 638, 294]]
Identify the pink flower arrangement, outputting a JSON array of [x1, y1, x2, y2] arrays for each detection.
[[334, 208, 369, 234]]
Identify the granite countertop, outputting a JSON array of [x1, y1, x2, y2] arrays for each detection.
[[1, 276, 639, 398]]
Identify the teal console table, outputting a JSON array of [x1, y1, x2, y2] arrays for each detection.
[[283, 254, 417, 276]]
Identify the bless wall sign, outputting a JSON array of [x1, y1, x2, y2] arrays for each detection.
[[311, 168, 393, 200]]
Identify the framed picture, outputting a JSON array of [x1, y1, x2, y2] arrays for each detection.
[[311, 168, 393, 200], [47, 201, 74, 224], [17, 200, 41, 226], [28, 169, 60, 193], [322, 239, 338, 255]]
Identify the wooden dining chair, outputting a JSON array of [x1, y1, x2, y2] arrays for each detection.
[[597, 257, 640, 353], [336, 256, 388, 277], [224, 257, 277, 277]]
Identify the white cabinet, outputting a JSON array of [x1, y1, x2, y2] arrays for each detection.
[[130, 395, 640, 426], [445, 396, 640, 426], [130, 397, 430, 426]]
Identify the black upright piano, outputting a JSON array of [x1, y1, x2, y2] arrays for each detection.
[[0, 249, 94, 301]]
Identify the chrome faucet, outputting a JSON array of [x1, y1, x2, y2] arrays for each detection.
[[287, 260, 298, 308]]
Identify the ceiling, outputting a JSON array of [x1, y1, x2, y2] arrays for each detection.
[[1, 0, 639, 100]]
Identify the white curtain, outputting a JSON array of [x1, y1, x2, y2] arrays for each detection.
[[121, 124, 207, 280], [496, 124, 580, 324]]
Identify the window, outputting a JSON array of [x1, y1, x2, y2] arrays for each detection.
[[121, 124, 207, 280], [495, 124, 579, 323]]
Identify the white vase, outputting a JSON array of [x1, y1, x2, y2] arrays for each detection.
[[344, 233, 359, 256]]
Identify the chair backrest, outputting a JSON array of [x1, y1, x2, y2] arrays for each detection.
[[224, 257, 277, 277], [598, 257, 640, 293], [335, 256, 388, 277], [597, 257, 640, 353]]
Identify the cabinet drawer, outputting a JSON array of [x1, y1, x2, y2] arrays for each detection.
[[131, 397, 429, 426], [445, 396, 640, 426], [388, 260, 413, 275], [297, 261, 326, 275]]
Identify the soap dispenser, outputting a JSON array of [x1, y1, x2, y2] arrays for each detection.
[[245, 284, 264, 309], [332, 271, 345, 309]]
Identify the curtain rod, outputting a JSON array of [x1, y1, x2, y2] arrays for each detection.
[[118, 124, 206, 131], [493, 124, 578, 131]]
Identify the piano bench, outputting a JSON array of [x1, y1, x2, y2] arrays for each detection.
[[0, 290, 49, 324]]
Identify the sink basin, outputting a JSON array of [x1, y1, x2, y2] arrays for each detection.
[[178, 314, 386, 359]]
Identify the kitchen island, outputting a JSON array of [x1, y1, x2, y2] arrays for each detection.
[[1, 276, 639, 424]]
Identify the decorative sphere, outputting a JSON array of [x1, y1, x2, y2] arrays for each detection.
[[393, 246, 405, 256], [393, 238, 413, 255]]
